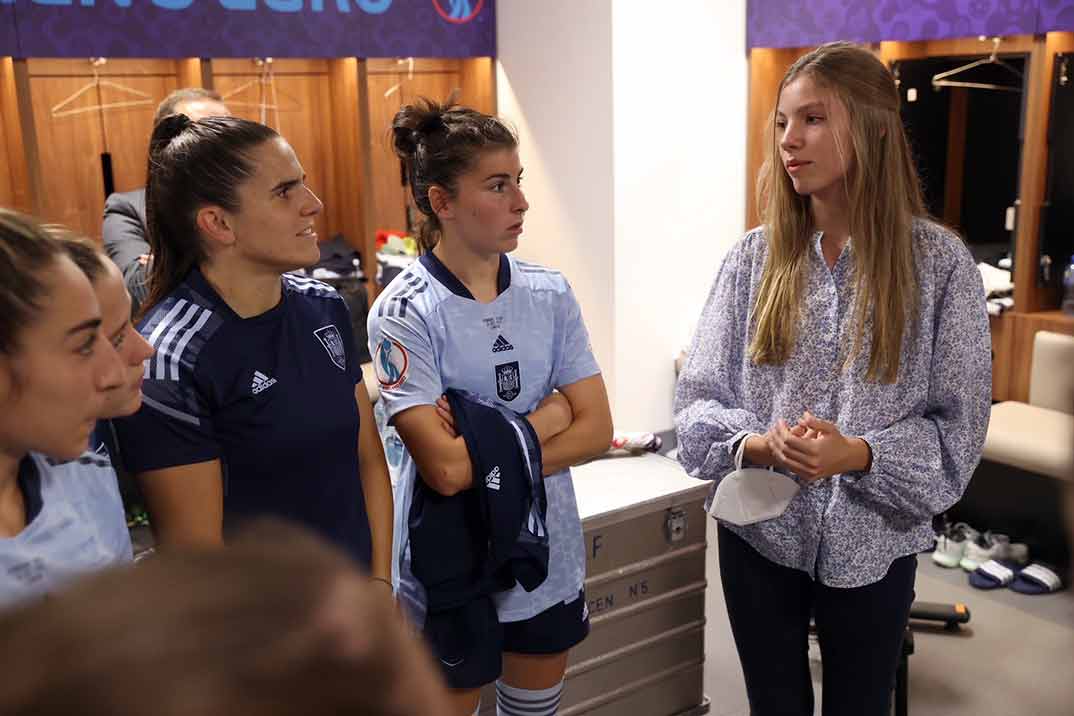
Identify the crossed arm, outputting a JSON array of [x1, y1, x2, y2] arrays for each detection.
[[393, 374, 613, 496]]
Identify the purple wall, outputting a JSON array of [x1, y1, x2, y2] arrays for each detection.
[[747, 0, 1074, 49], [1, 0, 494, 58]]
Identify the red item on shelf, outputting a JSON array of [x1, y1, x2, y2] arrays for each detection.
[[375, 229, 406, 249]]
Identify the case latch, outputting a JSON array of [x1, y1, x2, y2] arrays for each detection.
[[665, 508, 687, 543]]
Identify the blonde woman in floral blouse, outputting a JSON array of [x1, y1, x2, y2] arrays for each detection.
[[675, 42, 991, 716]]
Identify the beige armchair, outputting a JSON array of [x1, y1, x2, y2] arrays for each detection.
[[983, 331, 1074, 482]]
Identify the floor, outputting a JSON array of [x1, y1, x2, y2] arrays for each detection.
[[700, 516, 1074, 716]]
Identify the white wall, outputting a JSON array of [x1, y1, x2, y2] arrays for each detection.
[[610, 0, 747, 431], [495, 0, 617, 406], [497, 0, 747, 432]]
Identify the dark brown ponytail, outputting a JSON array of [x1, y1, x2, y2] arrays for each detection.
[[142, 114, 279, 315]]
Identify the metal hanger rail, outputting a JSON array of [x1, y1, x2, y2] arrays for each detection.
[[931, 36, 1024, 94], [50, 57, 154, 118], [219, 58, 302, 127]]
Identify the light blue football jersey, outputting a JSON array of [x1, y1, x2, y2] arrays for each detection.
[[368, 252, 601, 623], [0, 451, 133, 608]]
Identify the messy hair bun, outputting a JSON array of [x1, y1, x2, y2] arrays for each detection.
[[391, 101, 447, 158]]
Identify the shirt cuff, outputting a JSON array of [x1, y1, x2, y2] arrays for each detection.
[[844, 434, 877, 478], [731, 430, 760, 468]]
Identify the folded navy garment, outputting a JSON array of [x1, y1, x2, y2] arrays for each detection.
[[408, 389, 549, 613]]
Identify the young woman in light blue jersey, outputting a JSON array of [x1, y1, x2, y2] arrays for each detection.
[[57, 236, 156, 548], [368, 99, 613, 716], [0, 210, 132, 608]]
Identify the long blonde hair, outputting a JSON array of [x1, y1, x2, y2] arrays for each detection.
[[752, 42, 926, 384]]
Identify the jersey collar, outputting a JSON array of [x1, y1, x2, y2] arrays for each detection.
[[187, 267, 287, 323], [420, 252, 511, 300], [17, 455, 43, 525]]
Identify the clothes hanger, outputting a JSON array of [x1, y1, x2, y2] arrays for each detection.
[[383, 57, 415, 99], [50, 58, 154, 199], [50, 57, 155, 118], [931, 36, 1023, 94], [219, 58, 301, 127]]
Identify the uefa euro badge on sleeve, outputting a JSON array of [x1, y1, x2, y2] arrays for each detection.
[[709, 436, 799, 526]]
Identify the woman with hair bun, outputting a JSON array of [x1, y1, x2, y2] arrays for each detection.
[[112, 115, 393, 596], [675, 42, 991, 714], [369, 98, 612, 716]]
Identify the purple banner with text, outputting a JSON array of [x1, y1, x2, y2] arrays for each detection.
[[0, 0, 495, 58], [0, 3, 16, 56], [747, 0, 1074, 50]]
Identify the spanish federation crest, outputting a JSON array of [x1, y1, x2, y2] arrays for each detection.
[[314, 324, 347, 371], [495, 361, 521, 401]]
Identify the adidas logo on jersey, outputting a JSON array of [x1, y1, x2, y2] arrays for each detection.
[[485, 466, 502, 490], [251, 370, 278, 395], [492, 335, 514, 353]]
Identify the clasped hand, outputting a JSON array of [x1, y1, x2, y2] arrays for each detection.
[[758, 411, 870, 482]]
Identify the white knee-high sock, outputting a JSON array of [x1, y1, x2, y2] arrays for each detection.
[[495, 680, 563, 716]]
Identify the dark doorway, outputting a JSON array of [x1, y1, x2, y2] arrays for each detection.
[[1042, 54, 1074, 291], [893, 54, 1027, 266]]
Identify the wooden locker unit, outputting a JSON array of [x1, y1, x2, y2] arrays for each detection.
[[989, 313, 1015, 401], [327, 58, 369, 274], [744, 46, 811, 232], [0, 57, 25, 211], [1011, 32, 1070, 314], [2, 53, 493, 283], [0, 109, 12, 208], [479, 453, 711, 716], [884, 33, 1074, 400], [211, 59, 340, 248], [19, 58, 183, 240], [366, 68, 414, 236], [459, 57, 497, 117], [365, 59, 462, 238]]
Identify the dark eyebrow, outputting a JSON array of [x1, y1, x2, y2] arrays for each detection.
[[108, 320, 130, 343], [270, 175, 305, 194], [67, 318, 101, 337], [484, 173, 511, 182]]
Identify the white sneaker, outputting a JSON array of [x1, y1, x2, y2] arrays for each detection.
[[932, 523, 978, 568], [960, 532, 1029, 572]]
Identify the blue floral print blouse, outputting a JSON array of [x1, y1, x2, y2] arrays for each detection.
[[675, 219, 991, 587]]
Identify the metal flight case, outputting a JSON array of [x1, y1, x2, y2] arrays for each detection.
[[480, 452, 711, 715]]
